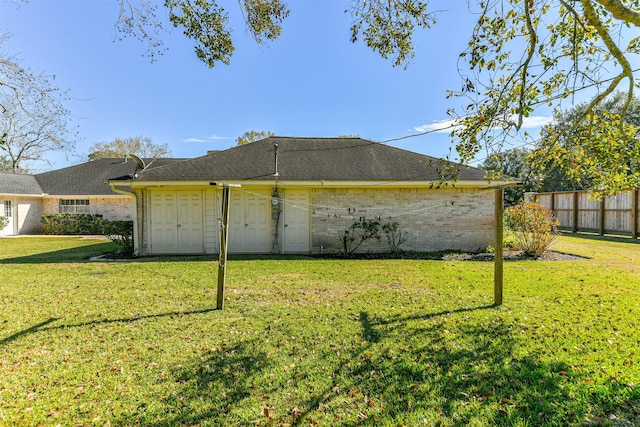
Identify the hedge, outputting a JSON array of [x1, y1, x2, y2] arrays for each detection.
[[41, 214, 105, 235]]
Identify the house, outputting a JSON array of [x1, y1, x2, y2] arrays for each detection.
[[0, 158, 179, 236], [108, 137, 505, 256]]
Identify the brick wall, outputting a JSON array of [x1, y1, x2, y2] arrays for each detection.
[[310, 187, 495, 254], [41, 196, 134, 220], [92, 197, 134, 220]]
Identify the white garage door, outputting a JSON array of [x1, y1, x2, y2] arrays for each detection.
[[228, 190, 270, 253], [150, 191, 204, 254]]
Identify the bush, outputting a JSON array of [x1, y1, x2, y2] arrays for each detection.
[[342, 219, 381, 256], [504, 202, 560, 257], [41, 214, 104, 235], [0, 216, 8, 230], [382, 221, 408, 254], [101, 220, 134, 255]]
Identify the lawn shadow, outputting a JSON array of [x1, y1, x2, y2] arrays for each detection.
[[0, 317, 58, 346], [105, 303, 635, 426], [40, 307, 218, 331], [114, 339, 269, 426], [0, 308, 217, 346], [0, 242, 118, 264], [290, 306, 592, 426], [560, 231, 640, 245]]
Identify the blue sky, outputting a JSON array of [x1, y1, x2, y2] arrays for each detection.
[[1, 0, 560, 171]]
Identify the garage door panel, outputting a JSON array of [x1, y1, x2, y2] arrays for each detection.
[[228, 190, 270, 253], [177, 191, 204, 253], [150, 192, 178, 253], [150, 191, 203, 254], [228, 192, 245, 253]]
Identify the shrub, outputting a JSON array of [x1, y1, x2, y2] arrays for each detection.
[[101, 220, 134, 255], [41, 214, 104, 235], [0, 216, 8, 230], [503, 231, 518, 249], [342, 219, 381, 256], [504, 202, 560, 257], [382, 221, 408, 254]]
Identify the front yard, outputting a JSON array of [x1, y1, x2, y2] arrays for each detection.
[[0, 235, 639, 426]]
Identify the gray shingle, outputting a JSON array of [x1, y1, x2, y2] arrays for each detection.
[[0, 172, 42, 195], [35, 158, 182, 195], [135, 137, 487, 182]]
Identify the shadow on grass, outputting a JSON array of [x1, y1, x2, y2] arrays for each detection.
[[0, 242, 118, 264], [290, 314, 581, 426], [0, 317, 58, 346], [0, 308, 217, 346], [560, 231, 640, 245], [121, 339, 270, 426], [108, 304, 636, 426]]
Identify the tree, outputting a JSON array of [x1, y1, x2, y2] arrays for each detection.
[[533, 91, 640, 194], [236, 130, 274, 146], [482, 146, 592, 202], [111, 0, 640, 193], [87, 136, 171, 160], [1, 33, 75, 172], [481, 148, 535, 204], [442, 1, 640, 194], [4, 2, 640, 191], [0, 156, 12, 172]]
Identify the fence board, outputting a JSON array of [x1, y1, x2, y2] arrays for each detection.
[[530, 189, 640, 238]]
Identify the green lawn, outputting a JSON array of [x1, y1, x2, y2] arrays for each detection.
[[1, 235, 639, 426]]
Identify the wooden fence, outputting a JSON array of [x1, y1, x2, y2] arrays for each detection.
[[529, 189, 639, 238]]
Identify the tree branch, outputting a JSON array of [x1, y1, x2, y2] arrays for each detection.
[[581, 0, 635, 123], [516, 0, 539, 130], [596, 0, 640, 26]]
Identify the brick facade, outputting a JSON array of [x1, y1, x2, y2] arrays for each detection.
[[310, 187, 495, 254], [41, 196, 134, 220], [131, 186, 496, 256]]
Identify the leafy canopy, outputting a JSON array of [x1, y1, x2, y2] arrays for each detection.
[[113, 0, 640, 193], [87, 136, 171, 161], [236, 130, 275, 145], [485, 92, 640, 199], [533, 91, 640, 194], [3, 1, 639, 191]]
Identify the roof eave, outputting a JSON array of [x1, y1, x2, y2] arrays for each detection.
[[108, 179, 515, 189], [0, 192, 46, 197]]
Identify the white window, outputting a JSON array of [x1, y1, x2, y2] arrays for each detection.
[[4, 201, 11, 217], [59, 199, 90, 214]]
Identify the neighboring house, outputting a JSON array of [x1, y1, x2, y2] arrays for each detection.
[[108, 137, 507, 256], [0, 158, 179, 236], [0, 172, 44, 236]]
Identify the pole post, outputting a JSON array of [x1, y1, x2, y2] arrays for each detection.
[[599, 197, 606, 236], [217, 185, 231, 310], [573, 191, 579, 233], [494, 188, 504, 306], [632, 187, 638, 239]]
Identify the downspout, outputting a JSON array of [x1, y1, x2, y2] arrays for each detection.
[[110, 185, 140, 256]]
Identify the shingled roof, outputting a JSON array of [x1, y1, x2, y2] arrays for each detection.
[[1, 158, 182, 196], [132, 137, 488, 182], [34, 157, 181, 195], [0, 172, 43, 195]]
